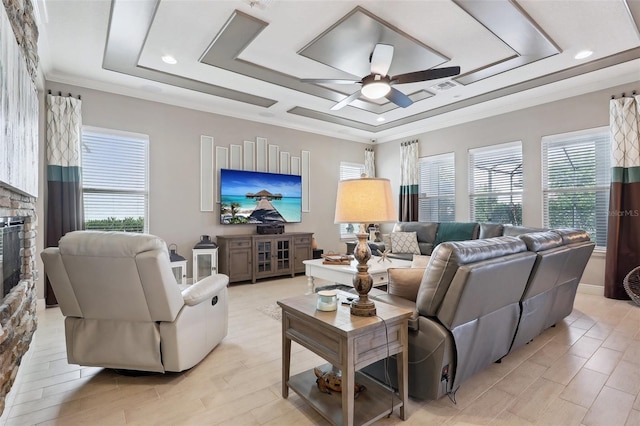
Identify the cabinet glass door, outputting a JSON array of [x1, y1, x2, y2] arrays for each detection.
[[276, 239, 290, 271], [256, 241, 272, 273]]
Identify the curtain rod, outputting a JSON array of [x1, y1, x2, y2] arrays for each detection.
[[611, 90, 637, 100], [47, 90, 81, 100]]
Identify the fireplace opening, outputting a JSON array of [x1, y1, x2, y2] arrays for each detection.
[[1, 216, 24, 301]]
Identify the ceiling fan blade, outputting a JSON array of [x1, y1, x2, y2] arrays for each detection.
[[370, 44, 394, 77], [301, 78, 360, 85], [391, 66, 461, 84], [385, 87, 413, 108], [331, 90, 362, 111]]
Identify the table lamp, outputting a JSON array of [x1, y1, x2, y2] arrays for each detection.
[[334, 177, 396, 316]]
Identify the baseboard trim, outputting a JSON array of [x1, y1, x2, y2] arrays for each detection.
[[578, 283, 604, 296], [37, 298, 46, 312]]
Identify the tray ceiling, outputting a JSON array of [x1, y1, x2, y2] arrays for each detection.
[[37, 0, 640, 143]]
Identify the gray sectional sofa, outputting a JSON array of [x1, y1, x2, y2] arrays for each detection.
[[368, 221, 544, 260], [362, 225, 594, 402]]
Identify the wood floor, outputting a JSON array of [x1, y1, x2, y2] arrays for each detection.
[[1, 275, 639, 425]]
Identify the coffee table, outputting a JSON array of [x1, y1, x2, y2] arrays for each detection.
[[278, 291, 412, 426], [303, 256, 413, 294]]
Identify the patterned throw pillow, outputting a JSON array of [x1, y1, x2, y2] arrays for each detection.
[[390, 232, 421, 254]]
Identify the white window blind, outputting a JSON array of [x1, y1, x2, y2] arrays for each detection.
[[418, 152, 455, 222], [82, 128, 149, 233], [542, 127, 610, 247], [469, 141, 523, 225], [339, 162, 365, 239]]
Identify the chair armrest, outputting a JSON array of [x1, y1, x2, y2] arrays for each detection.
[[182, 274, 229, 306], [374, 294, 420, 331]]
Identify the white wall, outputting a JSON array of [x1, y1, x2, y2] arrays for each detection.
[[375, 81, 640, 289], [36, 82, 367, 297]]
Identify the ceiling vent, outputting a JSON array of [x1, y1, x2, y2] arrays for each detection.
[[430, 80, 459, 92]]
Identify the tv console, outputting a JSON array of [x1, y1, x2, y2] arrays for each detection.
[[217, 232, 313, 283]]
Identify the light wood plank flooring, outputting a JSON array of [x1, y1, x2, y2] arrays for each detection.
[[1, 276, 639, 425]]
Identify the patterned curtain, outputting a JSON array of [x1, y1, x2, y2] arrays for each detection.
[[605, 94, 640, 299], [364, 147, 375, 178], [45, 94, 84, 306], [399, 140, 418, 222]]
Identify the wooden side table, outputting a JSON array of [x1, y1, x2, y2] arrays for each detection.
[[278, 292, 412, 426]]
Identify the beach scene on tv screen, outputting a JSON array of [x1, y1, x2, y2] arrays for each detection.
[[220, 169, 302, 224]]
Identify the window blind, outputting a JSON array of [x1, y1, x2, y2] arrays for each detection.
[[82, 129, 149, 233], [338, 162, 365, 238], [418, 152, 455, 222], [542, 128, 610, 247], [469, 141, 523, 225]]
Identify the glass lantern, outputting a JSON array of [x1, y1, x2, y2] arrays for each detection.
[[192, 235, 218, 283], [168, 244, 187, 285]]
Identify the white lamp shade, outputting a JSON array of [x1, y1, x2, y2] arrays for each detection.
[[334, 178, 396, 224]]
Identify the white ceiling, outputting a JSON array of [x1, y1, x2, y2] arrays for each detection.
[[36, 0, 640, 143]]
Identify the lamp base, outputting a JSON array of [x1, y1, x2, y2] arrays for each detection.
[[350, 232, 376, 317], [350, 298, 376, 317]]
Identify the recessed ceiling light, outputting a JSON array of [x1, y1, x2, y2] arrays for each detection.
[[161, 55, 177, 65], [376, 117, 385, 122], [574, 50, 593, 60]]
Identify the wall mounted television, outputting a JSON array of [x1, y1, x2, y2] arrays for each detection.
[[219, 168, 302, 224]]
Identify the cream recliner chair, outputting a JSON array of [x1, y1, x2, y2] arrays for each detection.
[[41, 231, 229, 373]]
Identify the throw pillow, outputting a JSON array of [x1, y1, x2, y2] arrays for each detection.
[[434, 222, 478, 246], [390, 232, 421, 254]]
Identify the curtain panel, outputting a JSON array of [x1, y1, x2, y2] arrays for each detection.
[[605, 94, 640, 299], [364, 147, 375, 178], [45, 94, 84, 306], [399, 140, 419, 222]]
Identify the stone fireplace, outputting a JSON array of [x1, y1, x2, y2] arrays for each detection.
[[1, 0, 40, 415], [0, 185, 38, 414]]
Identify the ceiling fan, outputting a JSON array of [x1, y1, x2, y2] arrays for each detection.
[[301, 43, 461, 111]]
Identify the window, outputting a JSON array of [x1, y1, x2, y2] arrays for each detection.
[[542, 127, 610, 247], [418, 153, 455, 222], [469, 142, 523, 225], [82, 127, 149, 233], [339, 161, 365, 239]]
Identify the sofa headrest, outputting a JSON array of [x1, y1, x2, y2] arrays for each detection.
[[59, 231, 167, 258], [416, 236, 528, 317], [479, 223, 504, 239], [393, 222, 438, 244], [502, 224, 545, 237], [437, 236, 527, 264], [552, 228, 592, 244], [519, 231, 564, 252]]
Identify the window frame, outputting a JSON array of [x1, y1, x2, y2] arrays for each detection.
[[81, 126, 150, 233], [338, 161, 365, 240], [418, 152, 455, 222], [468, 141, 523, 225], [541, 126, 610, 248]]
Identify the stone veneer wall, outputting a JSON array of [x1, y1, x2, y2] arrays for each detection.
[[0, 187, 38, 415], [0, 0, 39, 415]]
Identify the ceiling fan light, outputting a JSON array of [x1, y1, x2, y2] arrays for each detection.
[[362, 81, 390, 99]]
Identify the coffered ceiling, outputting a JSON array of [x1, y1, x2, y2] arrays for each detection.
[[36, 0, 640, 143]]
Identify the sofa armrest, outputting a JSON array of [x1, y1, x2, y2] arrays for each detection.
[[374, 294, 420, 331], [181, 274, 229, 306], [388, 267, 425, 302]]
